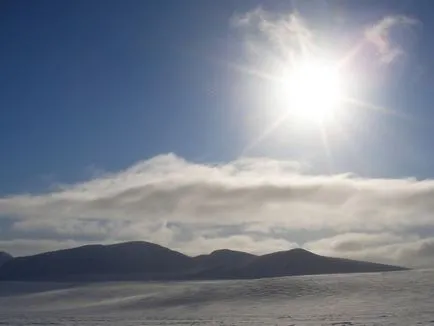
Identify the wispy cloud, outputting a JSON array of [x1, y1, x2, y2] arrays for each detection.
[[175, 235, 297, 257], [1, 153, 434, 265], [233, 8, 417, 69], [306, 232, 434, 268], [232, 8, 313, 55], [231, 8, 315, 75], [0, 239, 84, 257], [364, 15, 418, 63]]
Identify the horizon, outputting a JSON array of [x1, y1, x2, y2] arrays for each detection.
[[2, 0, 434, 269]]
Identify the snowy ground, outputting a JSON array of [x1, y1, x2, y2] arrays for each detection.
[[1, 269, 433, 325]]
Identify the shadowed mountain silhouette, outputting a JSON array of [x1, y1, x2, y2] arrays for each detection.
[[224, 248, 405, 279], [0, 242, 192, 281], [192, 249, 257, 278], [0, 252, 12, 268], [0, 242, 407, 281], [194, 249, 257, 267]]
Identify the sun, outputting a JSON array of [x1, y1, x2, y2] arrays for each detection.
[[277, 59, 343, 124]]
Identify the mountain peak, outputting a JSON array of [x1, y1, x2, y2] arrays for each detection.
[[0, 251, 12, 258], [210, 249, 254, 256], [0, 251, 13, 267], [287, 247, 317, 255], [106, 241, 165, 249]]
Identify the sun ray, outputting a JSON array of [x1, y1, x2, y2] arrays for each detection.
[[240, 57, 346, 156], [343, 97, 414, 121], [225, 62, 280, 83], [318, 121, 334, 174], [276, 58, 344, 124], [229, 7, 419, 169], [240, 111, 292, 156]]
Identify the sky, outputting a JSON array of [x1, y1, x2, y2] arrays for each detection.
[[2, 0, 434, 267]]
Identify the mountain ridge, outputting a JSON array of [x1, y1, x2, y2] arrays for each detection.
[[0, 241, 408, 282], [0, 252, 12, 268]]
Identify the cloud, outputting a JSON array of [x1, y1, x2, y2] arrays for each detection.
[[175, 235, 297, 257], [396, 238, 434, 267], [364, 15, 418, 63], [305, 233, 434, 268], [12, 219, 123, 239], [232, 8, 417, 73], [0, 239, 85, 257], [2, 154, 434, 232], [231, 8, 315, 74], [232, 8, 312, 54], [305, 232, 411, 253], [1, 153, 434, 265]]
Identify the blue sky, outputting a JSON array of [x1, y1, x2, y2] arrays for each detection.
[[0, 0, 252, 194], [1, 0, 433, 193], [2, 0, 434, 266]]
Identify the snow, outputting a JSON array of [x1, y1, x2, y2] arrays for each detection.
[[1, 270, 433, 325]]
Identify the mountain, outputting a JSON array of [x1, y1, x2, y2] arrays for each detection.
[[192, 249, 257, 278], [0, 252, 12, 267], [225, 248, 404, 279], [0, 242, 193, 281], [194, 249, 256, 268], [0, 242, 407, 282]]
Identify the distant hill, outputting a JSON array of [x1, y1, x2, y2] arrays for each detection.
[[0, 252, 12, 268], [0, 242, 192, 281], [224, 248, 404, 279], [0, 242, 407, 282], [192, 249, 257, 278], [194, 249, 256, 268]]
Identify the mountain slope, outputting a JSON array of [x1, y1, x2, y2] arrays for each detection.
[[228, 248, 406, 279], [0, 252, 12, 268], [0, 241, 193, 281], [191, 249, 257, 278], [194, 249, 256, 268], [0, 243, 407, 281]]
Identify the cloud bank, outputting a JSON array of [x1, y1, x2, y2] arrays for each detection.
[[1, 153, 434, 267]]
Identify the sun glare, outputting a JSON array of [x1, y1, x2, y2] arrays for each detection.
[[277, 59, 343, 124]]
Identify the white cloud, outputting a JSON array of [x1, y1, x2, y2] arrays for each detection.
[[397, 238, 434, 267], [1, 153, 434, 265], [12, 219, 123, 238], [305, 233, 434, 268], [232, 8, 313, 55], [364, 15, 418, 63], [233, 8, 417, 74], [2, 154, 434, 232], [231, 8, 316, 77], [175, 235, 297, 257], [0, 239, 85, 257]]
